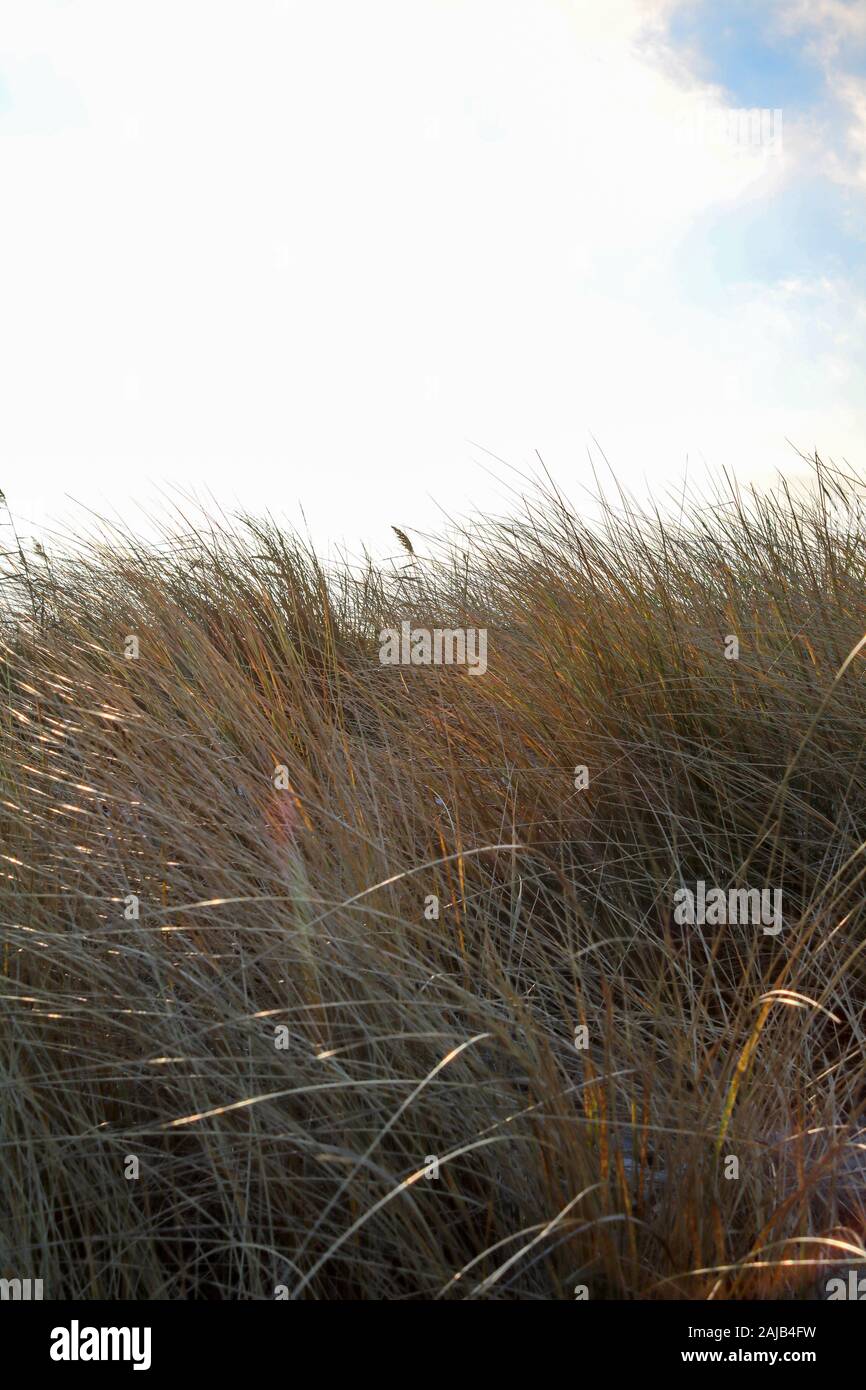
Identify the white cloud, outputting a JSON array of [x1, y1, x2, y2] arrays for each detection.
[[827, 74, 866, 188], [0, 0, 862, 551], [776, 0, 866, 190], [779, 0, 866, 63]]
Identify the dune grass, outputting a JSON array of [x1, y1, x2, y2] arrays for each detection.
[[1, 456, 865, 1299]]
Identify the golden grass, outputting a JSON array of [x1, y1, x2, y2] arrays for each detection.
[[1, 456, 865, 1299]]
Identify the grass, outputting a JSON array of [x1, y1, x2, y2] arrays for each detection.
[[1, 455, 865, 1300]]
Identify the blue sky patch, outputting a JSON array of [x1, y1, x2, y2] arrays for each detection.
[[676, 175, 866, 299], [669, 0, 826, 110]]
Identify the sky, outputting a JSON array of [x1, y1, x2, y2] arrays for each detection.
[[1, 0, 866, 556]]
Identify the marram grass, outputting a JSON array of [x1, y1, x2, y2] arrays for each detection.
[[1, 458, 865, 1299]]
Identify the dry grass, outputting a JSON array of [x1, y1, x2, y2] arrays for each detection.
[[1, 456, 865, 1299]]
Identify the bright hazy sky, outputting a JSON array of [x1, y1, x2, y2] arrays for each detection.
[[2, 0, 866, 553]]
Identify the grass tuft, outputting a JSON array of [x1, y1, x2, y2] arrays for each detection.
[[1, 457, 865, 1299]]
